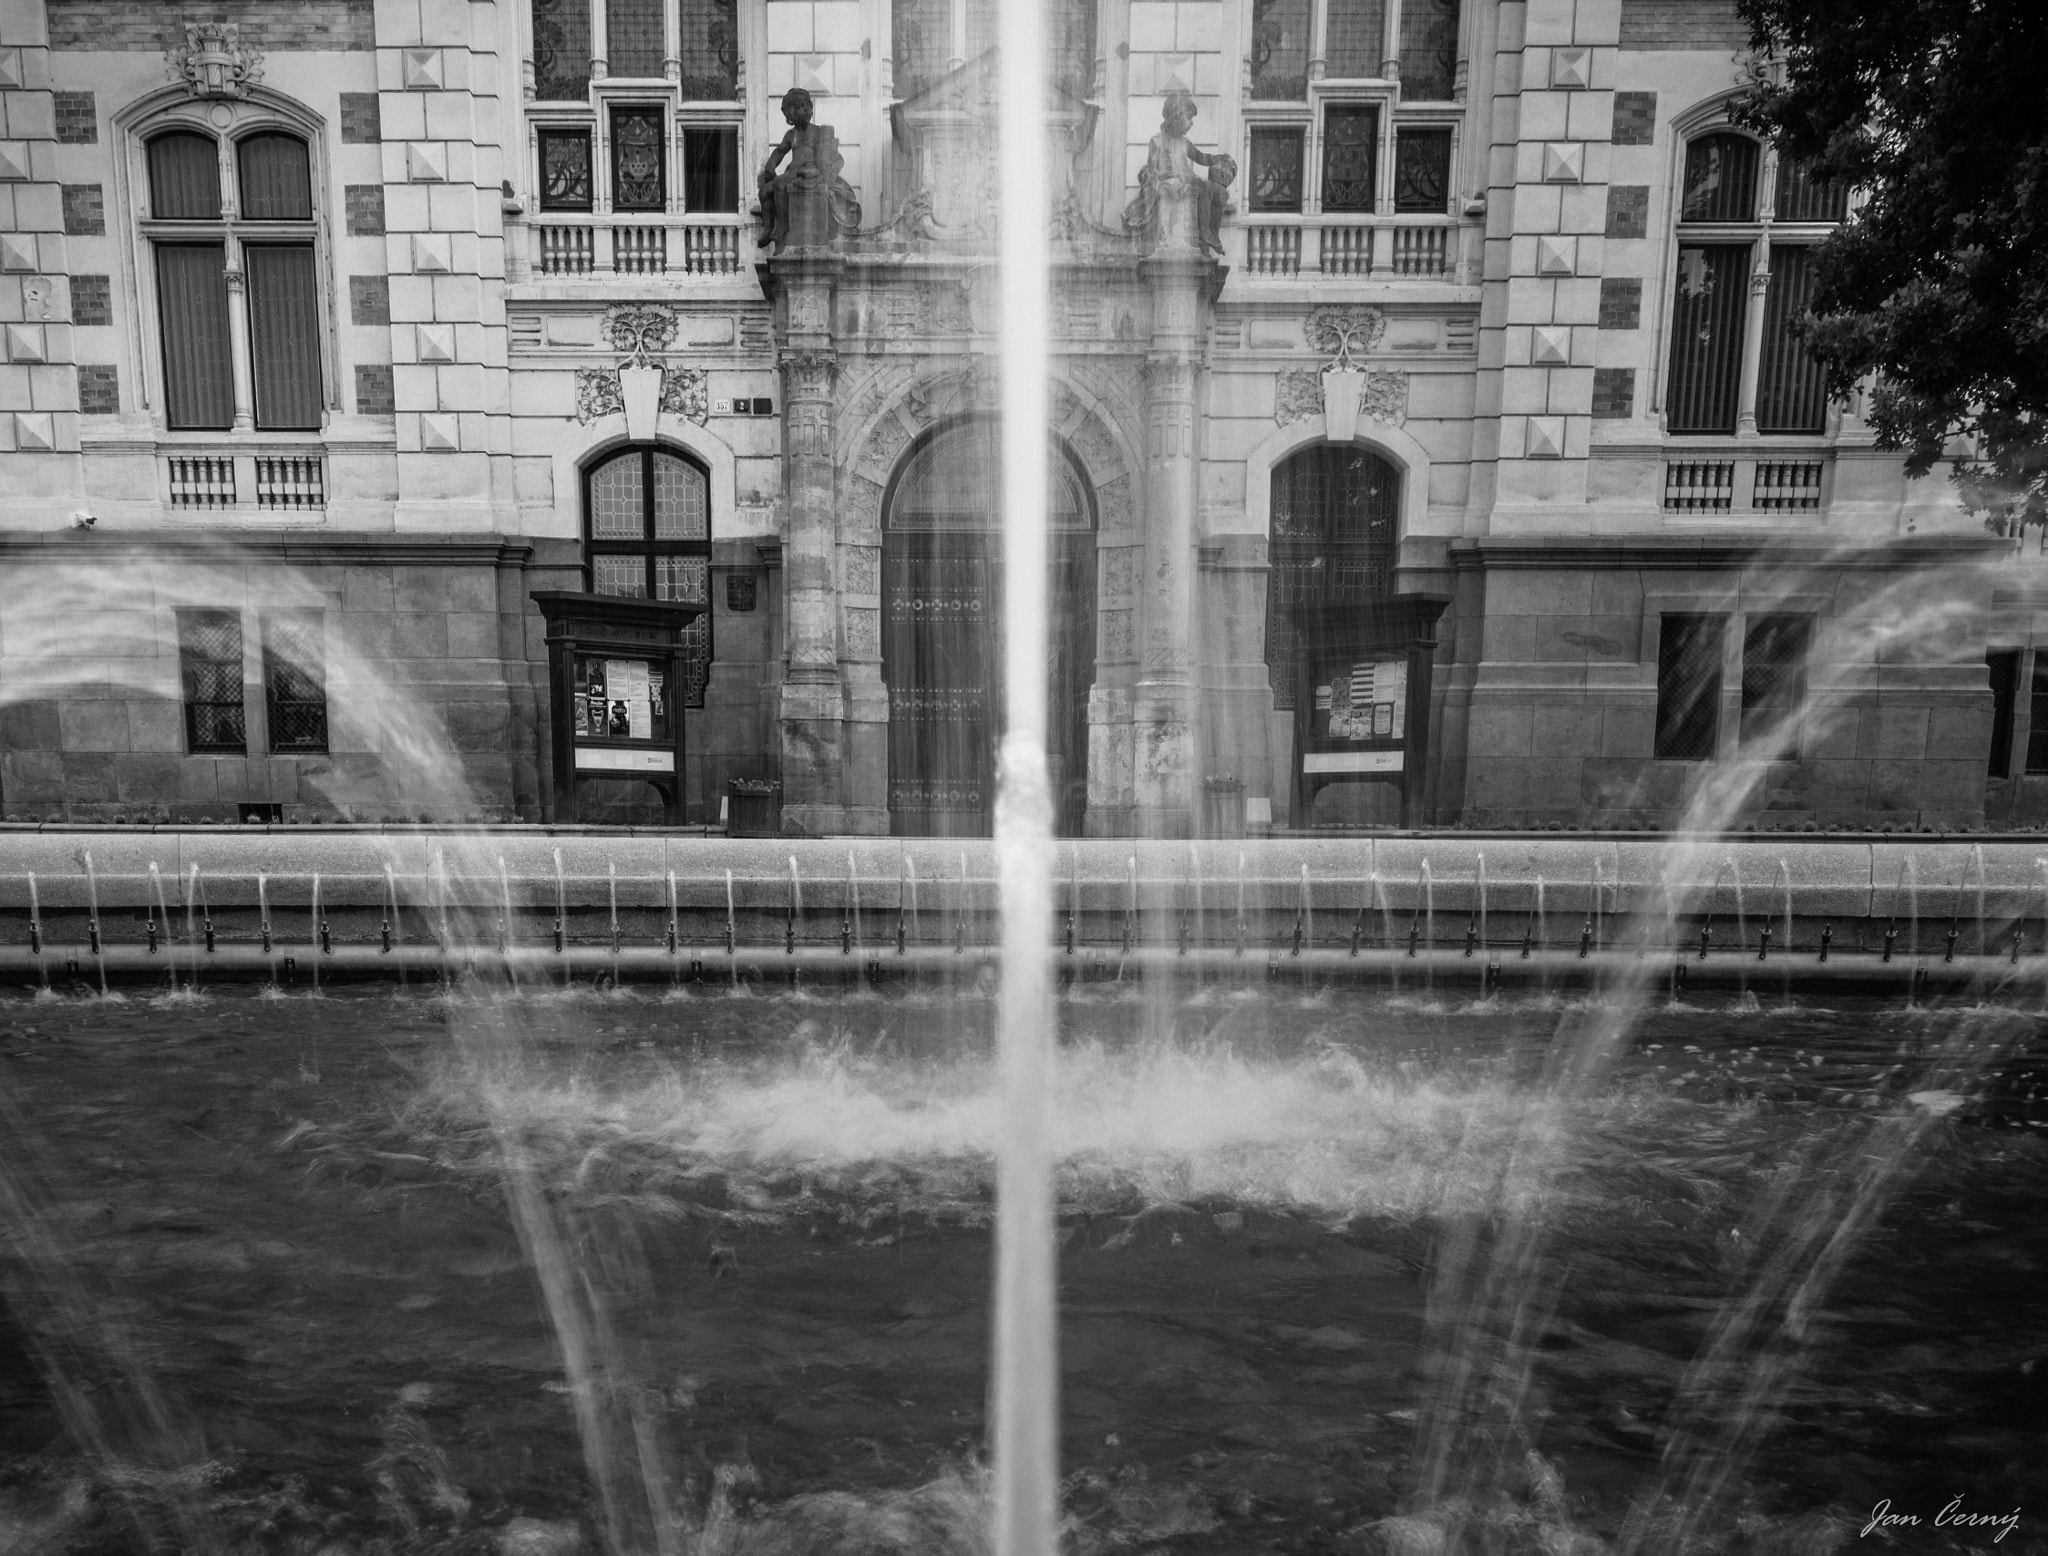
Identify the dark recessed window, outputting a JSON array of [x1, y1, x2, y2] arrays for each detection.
[[1740, 615, 1811, 753], [1655, 614, 1724, 761], [682, 126, 739, 211], [538, 128, 594, 210], [1681, 133, 1760, 222], [605, 0, 664, 76], [1249, 0, 1309, 98], [1248, 126, 1305, 213], [1988, 650, 2019, 779], [263, 612, 329, 753], [1397, 0, 1460, 100], [1266, 445, 1399, 709], [178, 609, 247, 754], [1394, 126, 1452, 213], [1325, 0, 1387, 77], [609, 105, 666, 211], [1321, 104, 1378, 213], [531, 0, 592, 100], [678, 0, 739, 98]]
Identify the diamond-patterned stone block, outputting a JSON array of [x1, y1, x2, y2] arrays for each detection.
[[402, 49, 444, 89], [13, 412, 55, 452], [1550, 47, 1591, 89], [407, 142, 445, 182], [1536, 236, 1576, 275], [1525, 416, 1564, 459], [5, 324, 45, 362], [412, 233, 451, 272], [1542, 142, 1584, 183], [419, 412, 458, 452], [1530, 326, 1569, 367], [0, 143, 29, 182], [0, 234, 36, 272], [416, 323, 455, 362]]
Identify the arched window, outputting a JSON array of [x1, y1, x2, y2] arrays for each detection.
[[142, 125, 322, 431], [1666, 128, 1845, 436], [584, 445, 713, 705], [1265, 444, 1399, 708]]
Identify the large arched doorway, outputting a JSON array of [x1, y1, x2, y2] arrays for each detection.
[[883, 417, 1097, 837]]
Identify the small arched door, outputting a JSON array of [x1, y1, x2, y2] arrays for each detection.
[[883, 418, 1096, 837]]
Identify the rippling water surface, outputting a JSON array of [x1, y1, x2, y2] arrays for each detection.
[[2, 984, 2045, 1553]]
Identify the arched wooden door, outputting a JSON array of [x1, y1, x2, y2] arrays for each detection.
[[883, 418, 1096, 837]]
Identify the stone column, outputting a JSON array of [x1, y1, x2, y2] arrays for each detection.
[[1131, 253, 1206, 838], [775, 256, 846, 835]]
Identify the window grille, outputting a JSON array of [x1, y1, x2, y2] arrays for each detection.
[[1757, 246, 1827, 433], [1680, 133, 1759, 222], [178, 609, 247, 753], [1753, 461, 1824, 510], [263, 613, 329, 753], [1663, 461, 1735, 511], [1739, 614, 1810, 752], [1655, 614, 1723, 761]]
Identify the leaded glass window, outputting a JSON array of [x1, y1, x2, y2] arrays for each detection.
[[609, 106, 666, 211], [678, 0, 739, 98], [1394, 126, 1452, 213], [1397, 0, 1459, 100], [585, 447, 714, 707], [148, 131, 220, 219], [1321, 105, 1378, 213], [1266, 447, 1399, 710], [532, 0, 591, 99], [1249, 126, 1305, 213], [1250, 0, 1309, 99], [538, 129, 593, 210], [1325, 0, 1387, 77], [606, 0, 663, 77]]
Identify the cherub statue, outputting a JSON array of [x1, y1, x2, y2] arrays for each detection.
[[757, 87, 861, 250], [1123, 92, 1228, 252]]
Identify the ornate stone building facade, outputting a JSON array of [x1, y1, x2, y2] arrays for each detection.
[[0, 0, 2015, 831]]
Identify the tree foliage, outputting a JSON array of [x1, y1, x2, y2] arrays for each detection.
[[1733, 0, 2048, 528]]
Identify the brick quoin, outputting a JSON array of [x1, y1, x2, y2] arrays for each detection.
[[349, 274, 390, 325], [45, 0, 373, 51], [1592, 367, 1636, 419], [76, 364, 118, 414], [339, 93, 381, 143], [53, 91, 97, 144], [70, 275, 112, 327], [344, 184, 385, 237], [1598, 277, 1643, 330], [1618, 0, 1749, 51], [1611, 91, 1657, 146], [1605, 186, 1650, 240], [61, 184, 104, 236], [354, 363, 394, 416]]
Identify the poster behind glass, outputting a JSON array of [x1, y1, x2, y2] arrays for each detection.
[[572, 652, 670, 743]]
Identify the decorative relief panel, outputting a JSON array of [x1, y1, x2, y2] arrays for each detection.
[[861, 413, 911, 474], [1100, 609, 1134, 660], [843, 607, 881, 660], [1275, 369, 1323, 425], [1359, 370, 1409, 426], [659, 366, 708, 425], [843, 547, 879, 597], [843, 474, 886, 533], [1097, 475, 1134, 533], [1306, 306, 1388, 369], [1100, 547, 1137, 598], [575, 367, 623, 423]]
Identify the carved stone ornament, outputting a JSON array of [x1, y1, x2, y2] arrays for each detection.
[[575, 367, 624, 424], [168, 23, 264, 100], [1306, 306, 1388, 371], [659, 366, 709, 425], [907, 362, 997, 424], [1359, 369, 1408, 426], [1275, 369, 1323, 426], [572, 306, 708, 428], [603, 305, 679, 368]]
